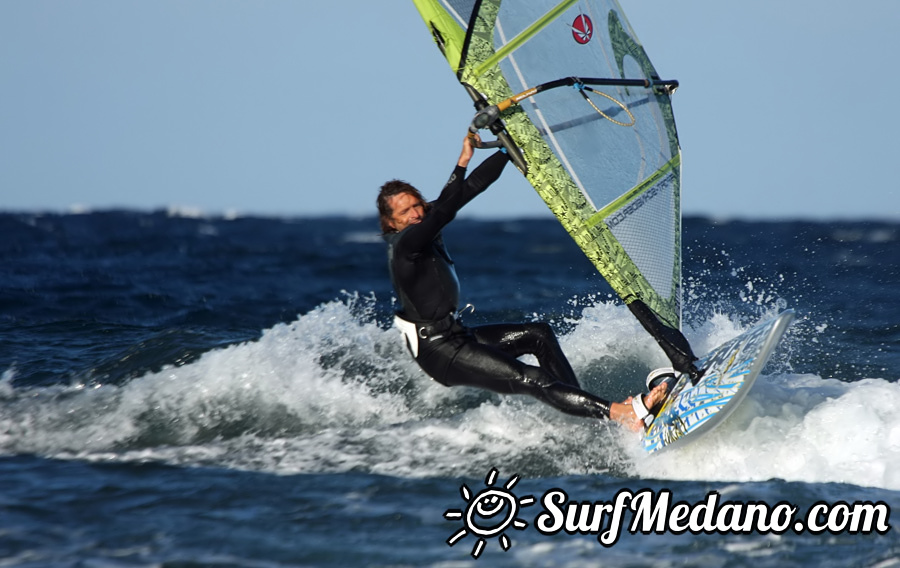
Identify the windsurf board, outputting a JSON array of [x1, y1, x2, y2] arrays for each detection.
[[642, 310, 795, 453]]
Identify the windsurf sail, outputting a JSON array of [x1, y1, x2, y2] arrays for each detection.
[[411, 0, 699, 374]]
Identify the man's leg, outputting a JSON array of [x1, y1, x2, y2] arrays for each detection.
[[470, 322, 580, 388], [440, 338, 611, 421]]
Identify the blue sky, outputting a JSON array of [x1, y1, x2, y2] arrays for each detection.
[[2, 1, 898, 220]]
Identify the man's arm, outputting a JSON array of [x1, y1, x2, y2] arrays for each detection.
[[395, 135, 510, 255], [458, 133, 477, 168], [443, 132, 509, 212]]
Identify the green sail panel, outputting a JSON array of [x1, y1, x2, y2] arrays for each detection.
[[412, 0, 683, 331]]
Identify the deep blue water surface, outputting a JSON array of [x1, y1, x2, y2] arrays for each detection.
[[1, 211, 898, 566]]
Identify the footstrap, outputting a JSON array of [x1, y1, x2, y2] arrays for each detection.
[[631, 394, 655, 427]]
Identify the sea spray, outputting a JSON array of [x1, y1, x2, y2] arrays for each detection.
[[2, 292, 898, 489]]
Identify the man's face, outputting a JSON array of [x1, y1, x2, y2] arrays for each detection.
[[386, 192, 425, 232]]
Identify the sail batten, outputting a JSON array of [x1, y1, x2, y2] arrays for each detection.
[[472, 0, 579, 78]]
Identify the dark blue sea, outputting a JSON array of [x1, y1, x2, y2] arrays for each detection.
[[1, 210, 898, 567]]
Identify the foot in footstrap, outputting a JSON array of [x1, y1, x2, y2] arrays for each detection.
[[632, 370, 677, 428], [631, 394, 656, 428]]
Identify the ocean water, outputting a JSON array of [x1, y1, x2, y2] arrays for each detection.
[[1, 210, 898, 567]]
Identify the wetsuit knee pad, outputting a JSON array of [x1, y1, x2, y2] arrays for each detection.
[[529, 321, 554, 337], [514, 321, 556, 350], [534, 322, 558, 347]]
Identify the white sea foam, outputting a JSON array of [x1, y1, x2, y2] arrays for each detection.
[[0, 295, 897, 491], [628, 372, 900, 490]]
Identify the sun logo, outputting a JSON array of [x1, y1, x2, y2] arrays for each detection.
[[444, 468, 535, 559]]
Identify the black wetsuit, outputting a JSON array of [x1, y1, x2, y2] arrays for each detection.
[[385, 152, 612, 420]]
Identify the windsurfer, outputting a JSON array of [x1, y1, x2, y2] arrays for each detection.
[[378, 133, 666, 431]]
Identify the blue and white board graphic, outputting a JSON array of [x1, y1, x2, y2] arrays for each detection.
[[642, 310, 795, 453]]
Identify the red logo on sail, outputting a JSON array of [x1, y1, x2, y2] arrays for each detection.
[[572, 14, 593, 44]]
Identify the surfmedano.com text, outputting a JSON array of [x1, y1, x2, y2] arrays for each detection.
[[535, 488, 891, 545]]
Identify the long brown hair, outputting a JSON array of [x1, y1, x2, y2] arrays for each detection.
[[376, 180, 426, 234]]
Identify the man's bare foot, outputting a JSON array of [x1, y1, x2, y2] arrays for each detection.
[[609, 381, 670, 432], [644, 381, 669, 411]]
